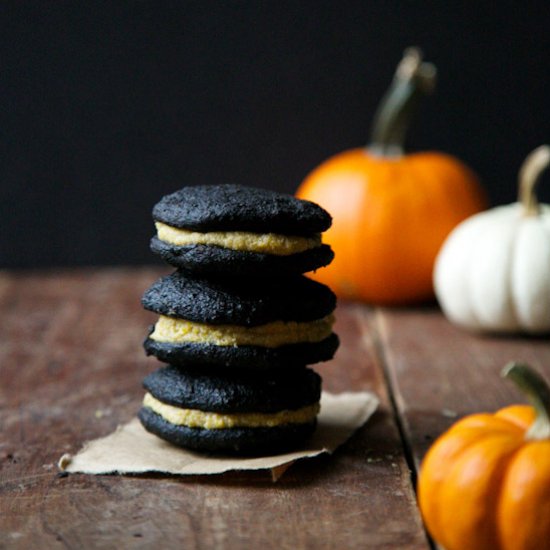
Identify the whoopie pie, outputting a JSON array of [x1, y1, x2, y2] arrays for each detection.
[[142, 270, 339, 369], [138, 364, 322, 454], [150, 184, 334, 277]]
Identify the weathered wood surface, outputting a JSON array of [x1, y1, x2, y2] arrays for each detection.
[[0, 269, 428, 550], [374, 308, 550, 467]]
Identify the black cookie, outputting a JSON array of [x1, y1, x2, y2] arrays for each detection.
[[138, 365, 321, 454], [142, 271, 336, 326], [138, 408, 317, 455], [152, 184, 331, 235], [142, 364, 321, 413], [143, 331, 340, 369], [150, 237, 334, 278]]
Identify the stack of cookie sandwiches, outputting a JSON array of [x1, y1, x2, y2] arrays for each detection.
[[138, 184, 339, 454]]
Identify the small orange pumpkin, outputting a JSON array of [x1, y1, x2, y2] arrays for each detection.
[[296, 48, 487, 305], [418, 363, 550, 550]]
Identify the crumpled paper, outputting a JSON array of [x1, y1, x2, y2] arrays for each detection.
[[59, 391, 378, 481]]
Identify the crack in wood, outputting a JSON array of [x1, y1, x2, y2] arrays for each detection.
[[354, 307, 435, 550]]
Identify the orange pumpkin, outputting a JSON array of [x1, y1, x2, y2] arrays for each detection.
[[418, 363, 550, 550], [296, 48, 487, 305]]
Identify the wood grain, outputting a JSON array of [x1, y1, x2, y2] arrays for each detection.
[[373, 306, 550, 466], [0, 269, 428, 550]]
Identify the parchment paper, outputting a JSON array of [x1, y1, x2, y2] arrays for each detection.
[[58, 391, 378, 480]]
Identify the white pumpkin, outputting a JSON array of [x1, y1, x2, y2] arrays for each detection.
[[434, 145, 550, 334]]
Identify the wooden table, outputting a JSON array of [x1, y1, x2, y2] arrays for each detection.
[[2, 268, 549, 549]]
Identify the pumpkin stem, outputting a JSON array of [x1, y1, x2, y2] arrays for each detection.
[[518, 145, 550, 217], [502, 362, 550, 440], [369, 47, 437, 158]]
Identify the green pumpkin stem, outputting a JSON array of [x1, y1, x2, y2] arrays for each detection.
[[518, 145, 550, 217], [502, 362, 550, 440], [369, 47, 437, 158]]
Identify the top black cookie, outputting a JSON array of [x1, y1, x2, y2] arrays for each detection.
[[152, 184, 332, 235], [142, 270, 336, 326]]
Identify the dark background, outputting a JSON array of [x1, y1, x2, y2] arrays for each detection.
[[2, 1, 549, 268]]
